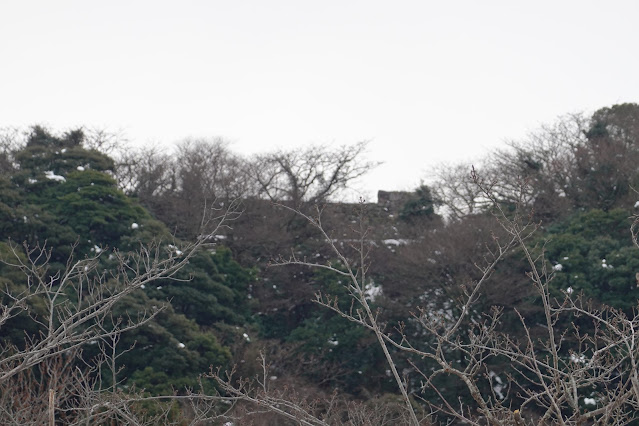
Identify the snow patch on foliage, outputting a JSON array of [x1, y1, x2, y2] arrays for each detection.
[[44, 171, 65, 182], [488, 371, 505, 400], [168, 244, 183, 256], [364, 282, 382, 301], [382, 239, 410, 249], [570, 353, 586, 364]]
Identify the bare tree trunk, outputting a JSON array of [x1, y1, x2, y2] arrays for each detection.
[[48, 389, 54, 426]]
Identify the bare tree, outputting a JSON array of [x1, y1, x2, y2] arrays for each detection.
[[116, 138, 251, 238], [487, 113, 586, 217], [431, 162, 489, 219], [431, 114, 588, 221], [435, 108, 639, 222], [249, 141, 377, 206], [82, 127, 129, 155], [176, 138, 253, 201], [116, 145, 175, 200]]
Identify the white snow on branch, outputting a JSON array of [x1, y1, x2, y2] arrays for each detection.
[[44, 171, 65, 182]]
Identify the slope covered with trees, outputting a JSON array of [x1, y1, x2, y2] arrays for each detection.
[[0, 128, 254, 423], [2, 104, 639, 424]]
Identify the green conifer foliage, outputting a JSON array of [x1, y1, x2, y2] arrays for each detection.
[[285, 267, 386, 393], [0, 126, 252, 397], [545, 208, 639, 309], [399, 185, 439, 221]]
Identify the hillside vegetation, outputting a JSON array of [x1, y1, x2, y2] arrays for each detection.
[[2, 104, 639, 424]]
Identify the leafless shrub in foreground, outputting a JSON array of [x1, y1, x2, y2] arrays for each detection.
[[212, 171, 639, 425], [0, 201, 242, 425]]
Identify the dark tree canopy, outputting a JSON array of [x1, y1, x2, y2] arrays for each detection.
[[0, 126, 253, 397]]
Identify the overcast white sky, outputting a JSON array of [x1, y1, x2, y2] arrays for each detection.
[[1, 1, 638, 201]]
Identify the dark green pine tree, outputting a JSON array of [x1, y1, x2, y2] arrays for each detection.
[[399, 184, 439, 222], [0, 126, 253, 395]]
